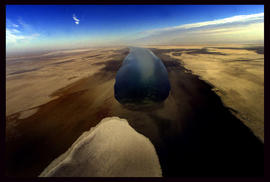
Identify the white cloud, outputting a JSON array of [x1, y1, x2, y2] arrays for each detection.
[[145, 13, 263, 35], [17, 18, 33, 33], [6, 29, 25, 43], [11, 29, 20, 33], [129, 12, 264, 44], [6, 18, 40, 47], [73, 14, 80, 25], [6, 28, 39, 44]]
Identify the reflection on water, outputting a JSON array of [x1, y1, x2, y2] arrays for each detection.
[[114, 47, 171, 106]]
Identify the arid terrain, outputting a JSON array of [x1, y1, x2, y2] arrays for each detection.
[[6, 45, 264, 177], [146, 44, 264, 142]]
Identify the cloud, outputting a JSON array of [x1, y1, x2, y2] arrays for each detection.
[[6, 18, 40, 47], [73, 14, 80, 25], [6, 26, 40, 46], [6, 28, 40, 44], [6, 19, 20, 28], [11, 29, 20, 33], [129, 12, 264, 44], [17, 17, 37, 35], [6, 29, 25, 43], [144, 13, 263, 35]]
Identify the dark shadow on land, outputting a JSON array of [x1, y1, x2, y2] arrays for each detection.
[[120, 102, 165, 112], [149, 48, 263, 177], [9, 68, 41, 75]]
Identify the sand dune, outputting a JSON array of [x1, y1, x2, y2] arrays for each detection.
[[40, 117, 162, 177]]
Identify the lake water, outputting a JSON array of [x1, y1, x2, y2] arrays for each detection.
[[114, 47, 171, 105]]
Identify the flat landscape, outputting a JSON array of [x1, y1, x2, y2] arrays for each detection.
[[6, 44, 264, 177]]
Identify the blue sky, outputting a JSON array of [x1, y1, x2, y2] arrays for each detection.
[[6, 5, 264, 53]]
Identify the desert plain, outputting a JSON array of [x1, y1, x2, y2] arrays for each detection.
[[6, 44, 264, 177]]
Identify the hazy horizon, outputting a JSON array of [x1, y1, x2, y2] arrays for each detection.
[[6, 5, 264, 54]]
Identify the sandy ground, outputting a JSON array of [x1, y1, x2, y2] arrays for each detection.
[[147, 45, 264, 142], [40, 117, 162, 177], [6, 47, 127, 116], [6, 45, 263, 177], [6, 47, 128, 140]]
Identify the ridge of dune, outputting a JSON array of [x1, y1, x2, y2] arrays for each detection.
[[39, 117, 162, 177]]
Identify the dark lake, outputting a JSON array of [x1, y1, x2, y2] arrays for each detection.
[[114, 47, 171, 105]]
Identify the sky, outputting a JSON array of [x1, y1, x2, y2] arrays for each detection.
[[6, 5, 264, 53]]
